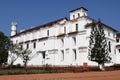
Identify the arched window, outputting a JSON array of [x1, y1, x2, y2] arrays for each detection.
[[108, 41, 111, 52], [73, 15, 75, 19]]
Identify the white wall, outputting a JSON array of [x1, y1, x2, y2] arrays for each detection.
[[9, 11, 118, 66]]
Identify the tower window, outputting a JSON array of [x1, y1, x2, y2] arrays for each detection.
[[73, 15, 75, 19], [76, 24, 78, 31], [78, 13, 80, 18]]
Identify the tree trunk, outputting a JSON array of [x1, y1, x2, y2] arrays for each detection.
[[98, 63, 105, 71], [9, 62, 14, 69], [24, 61, 28, 72]]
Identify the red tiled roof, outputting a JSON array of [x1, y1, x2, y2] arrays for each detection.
[[38, 36, 48, 41], [10, 17, 68, 38], [68, 31, 78, 35], [25, 40, 30, 43], [19, 37, 48, 44], [57, 33, 66, 37], [31, 39, 37, 42], [85, 22, 118, 32], [19, 42, 23, 44]]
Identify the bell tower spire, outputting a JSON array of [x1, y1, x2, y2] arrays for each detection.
[[11, 22, 17, 36]]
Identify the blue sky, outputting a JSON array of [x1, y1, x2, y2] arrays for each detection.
[[0, 0, 120, 36]]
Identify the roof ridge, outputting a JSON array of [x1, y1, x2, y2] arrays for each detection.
[[70, 7, 88, 12], [85, 19, 118, 32], [10, 17, 67, 38]]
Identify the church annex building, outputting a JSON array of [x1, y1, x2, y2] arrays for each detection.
[[8, 7, 120, 66]]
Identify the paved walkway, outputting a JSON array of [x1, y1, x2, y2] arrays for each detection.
[[0, 70, 120, 80]]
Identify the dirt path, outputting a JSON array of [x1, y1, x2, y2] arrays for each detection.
[[0, 70, 120, 80]]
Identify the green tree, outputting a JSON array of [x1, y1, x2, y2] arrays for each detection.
[[8, 42, 22, 67], [20, 48, 40, 69], [20, 49, 32, 69], [0, 31, 10, 66], [88, 21, 111, 70]]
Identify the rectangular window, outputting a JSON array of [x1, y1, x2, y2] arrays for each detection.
[[47, 30, 49, 36], [108, 42, 111, 52], [26, 43, 29, 49], [64, 27, 66, 33], [73, 37, 76, 45], [33, 42, 36, 48], [119, 49, 120, 53], [42, 52, 45, 59], [73, 49, 77, 60], [79, 47, 87, 53], [113, 34, 115, 38], [116, 39, 119, 43], [20, 44, 23, 49], [114, 48, 116, 54], [61, 39, 64, 47], [108, 32, 110, 36], [61, 50, 64, 61], [16, 40, 18, 44], [66, 49, 69, 54]]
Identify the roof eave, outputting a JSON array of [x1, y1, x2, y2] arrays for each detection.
[[70, 7, 88, 13]]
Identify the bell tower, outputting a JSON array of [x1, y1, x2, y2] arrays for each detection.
[[11, 22, 17, 36], [69, 7, 88, 20]]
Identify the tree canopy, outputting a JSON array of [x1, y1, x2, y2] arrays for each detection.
[[0, 31, 10, 66], [88, 21, 111, 70], [9, 43, 22, 67]]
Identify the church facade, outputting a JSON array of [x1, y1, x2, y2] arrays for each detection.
[[9, 7, 120, 66]]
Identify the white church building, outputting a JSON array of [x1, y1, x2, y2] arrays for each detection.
[[9, 7, 120, 66]]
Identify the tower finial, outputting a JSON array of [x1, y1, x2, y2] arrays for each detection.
[[11, 22, 17, 36], [11, 22, 17, 26]]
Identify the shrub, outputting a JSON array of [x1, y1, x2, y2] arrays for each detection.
[[110, 64, 120, 70]]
